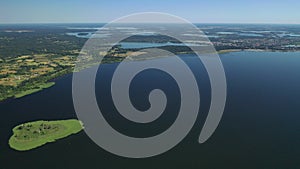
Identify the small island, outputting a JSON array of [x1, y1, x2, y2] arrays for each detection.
[[9, 119, 83, 151]]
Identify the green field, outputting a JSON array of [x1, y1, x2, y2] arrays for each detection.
[[9, 119, 83, 151]]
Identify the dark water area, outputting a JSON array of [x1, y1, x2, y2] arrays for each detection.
[[1, 51, 300, 169]]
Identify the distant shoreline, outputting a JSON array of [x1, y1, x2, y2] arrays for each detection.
[[218, 48, 300, 54], [1, 49, 299, 103]]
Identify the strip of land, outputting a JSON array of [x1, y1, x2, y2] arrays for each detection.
[[14, 82, 55, 98]]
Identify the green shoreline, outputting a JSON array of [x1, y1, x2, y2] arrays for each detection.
[[1, 49, 298, 102], [0, 68, 72, 102], [14, 82, 55, 98], [9, 119, 83, 151]]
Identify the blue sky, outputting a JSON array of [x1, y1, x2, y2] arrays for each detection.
[[1, 0, 300, 24]]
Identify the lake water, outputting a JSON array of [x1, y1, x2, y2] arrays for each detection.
[[119, 42, 203, 49], [1, 51, 300, 169]]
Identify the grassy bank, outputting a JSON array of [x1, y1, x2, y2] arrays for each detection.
[[9, 119, 83, 151], [14, 82, 55, 98]]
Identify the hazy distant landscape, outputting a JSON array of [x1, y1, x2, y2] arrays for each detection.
[[1, 23, 300, 102]]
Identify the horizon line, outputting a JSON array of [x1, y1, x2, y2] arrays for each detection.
[[1, 22, 300, 25]]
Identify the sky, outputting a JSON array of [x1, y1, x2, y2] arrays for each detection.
[[1, 0, 300, 24]]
